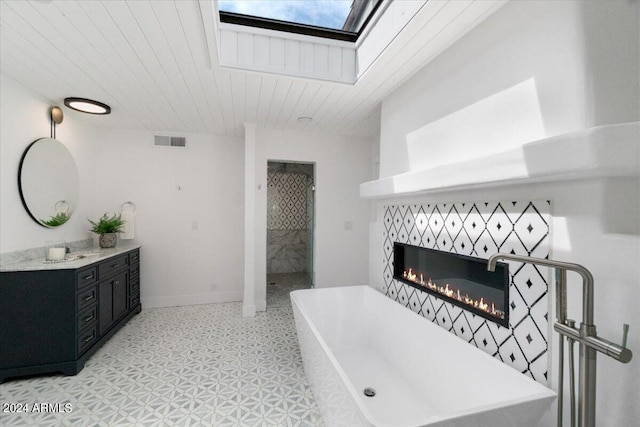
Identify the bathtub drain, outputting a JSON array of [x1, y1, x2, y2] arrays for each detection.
[[363, 387, 376, 397]]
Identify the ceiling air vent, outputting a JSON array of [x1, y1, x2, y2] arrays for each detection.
[[154, 135, 186, 147]]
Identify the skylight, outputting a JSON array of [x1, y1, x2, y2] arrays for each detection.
[[218, 0, 383, 42]]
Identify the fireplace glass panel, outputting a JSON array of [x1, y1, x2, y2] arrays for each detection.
[[393, 243, 509, 327]]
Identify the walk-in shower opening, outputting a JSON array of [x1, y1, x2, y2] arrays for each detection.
[[266, 161, 315, 308]]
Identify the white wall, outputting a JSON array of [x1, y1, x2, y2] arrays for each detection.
[[371, 1, 639, 426], [1, 72, 373, 315], [370, 178, 640, 426], [93, 129, 245, 308], [0, 74, 246, 309], [379, 0, 639, 178], [0, 74, 97, 253], [252, 128, 373, 310]]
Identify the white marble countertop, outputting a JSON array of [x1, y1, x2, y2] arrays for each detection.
[[0, 243, 141, 272]]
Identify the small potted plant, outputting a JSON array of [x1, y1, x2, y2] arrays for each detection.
[[89, 213, 125, 248]]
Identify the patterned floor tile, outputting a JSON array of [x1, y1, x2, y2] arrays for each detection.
[[0, 303, 324, 426]]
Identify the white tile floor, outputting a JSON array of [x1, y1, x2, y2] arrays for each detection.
[[0, 303, 324, 427]]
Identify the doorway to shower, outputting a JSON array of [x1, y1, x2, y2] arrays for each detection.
[[266, 161, 315, 309]]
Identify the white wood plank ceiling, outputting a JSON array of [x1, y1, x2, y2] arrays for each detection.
[[0, 0, 505, 138]]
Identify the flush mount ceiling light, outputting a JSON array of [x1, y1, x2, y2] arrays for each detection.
[[64, 97, 111, 115], [297, 116, 313, 123]]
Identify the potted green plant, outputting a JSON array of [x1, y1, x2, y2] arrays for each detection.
[[89, 213, 125, 248]]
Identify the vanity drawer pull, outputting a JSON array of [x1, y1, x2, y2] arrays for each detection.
[[77, 325, 98, 355], [98, 255, 128, 277], [77, 306, 97, 331], [77, 267, 97, 289], [114, 280, 120, 285], [78, 286, 97, 310]]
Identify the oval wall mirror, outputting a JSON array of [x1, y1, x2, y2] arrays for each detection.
[[18, 137, 79, 228]]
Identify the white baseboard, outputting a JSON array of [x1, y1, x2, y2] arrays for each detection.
[[255, 299, 266, 312], [142, 290, 243, 309]]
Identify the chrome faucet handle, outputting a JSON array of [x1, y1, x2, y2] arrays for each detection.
[[622, 324, 630, 348]]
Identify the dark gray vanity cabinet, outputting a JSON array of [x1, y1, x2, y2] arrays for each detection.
[[129, 251, 140, 309], [0, 248, 141, 383], [97, 253, 130, 335], [99, 271, 128, 333]]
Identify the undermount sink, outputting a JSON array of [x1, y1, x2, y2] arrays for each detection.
[[65, 251, 102, 261]]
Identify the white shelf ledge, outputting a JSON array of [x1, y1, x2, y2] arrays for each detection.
[[361, 122, 639, 199]]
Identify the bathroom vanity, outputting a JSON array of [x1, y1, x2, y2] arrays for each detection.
[[0, 245, 141, 383]]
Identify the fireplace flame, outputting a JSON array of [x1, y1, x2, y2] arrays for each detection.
[[403, 269, 505, 319]]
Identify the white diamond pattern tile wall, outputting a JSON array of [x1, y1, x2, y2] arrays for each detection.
[[0, 304, 324, 427], [267, 173, 310, 230], [382, 201, 551, 383]]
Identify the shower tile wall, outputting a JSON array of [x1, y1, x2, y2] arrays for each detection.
[[382, 201, 551, 383], [267, 169, 313, 274], [268, 230, 308, 273]]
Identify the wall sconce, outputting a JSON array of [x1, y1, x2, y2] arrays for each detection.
[[50, 105, 63, 138], [51, 106, 63, 124], [64, 97, 111, 115]]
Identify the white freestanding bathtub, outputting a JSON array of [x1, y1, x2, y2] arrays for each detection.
[[291, 286, 556, 427]]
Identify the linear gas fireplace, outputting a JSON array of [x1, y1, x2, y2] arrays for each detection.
[[393, 243, 510, 327]]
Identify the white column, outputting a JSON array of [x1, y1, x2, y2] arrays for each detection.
[[243, 123, 257, 317]]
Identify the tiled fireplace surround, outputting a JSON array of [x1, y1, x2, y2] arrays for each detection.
[[382, 200, 551, 383]]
